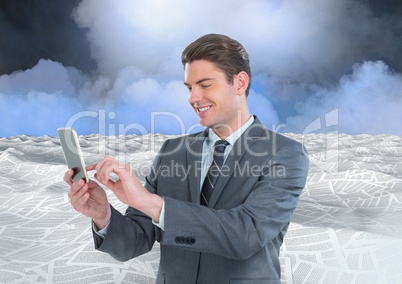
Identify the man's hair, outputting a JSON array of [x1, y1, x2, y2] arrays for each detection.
[[182, 34, 252, 96]]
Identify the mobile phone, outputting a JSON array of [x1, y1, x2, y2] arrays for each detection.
[[57, 128, 89, 183]]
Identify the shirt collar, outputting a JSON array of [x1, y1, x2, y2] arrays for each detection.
[[206, 115, 254, 148]]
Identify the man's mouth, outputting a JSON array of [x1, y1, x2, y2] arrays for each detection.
[[197, 105, 211, 113]]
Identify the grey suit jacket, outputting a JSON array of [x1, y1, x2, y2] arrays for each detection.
[[93, 117, 309, 283]]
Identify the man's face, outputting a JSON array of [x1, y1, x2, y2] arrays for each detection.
[[184, 60, 243, 133]]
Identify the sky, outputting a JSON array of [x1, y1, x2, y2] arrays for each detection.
[[0, 0, 402, 137]]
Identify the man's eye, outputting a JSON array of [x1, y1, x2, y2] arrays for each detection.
[[201, 84, 211, 88]]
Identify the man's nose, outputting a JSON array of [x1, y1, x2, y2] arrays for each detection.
[[188, 88, 202, 104]]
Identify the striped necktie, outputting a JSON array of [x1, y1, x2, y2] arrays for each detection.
[[200, 140, 229, 206]]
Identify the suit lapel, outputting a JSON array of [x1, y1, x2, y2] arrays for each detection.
[[186, 130, 208, 204], [208, 118, 266, 207]]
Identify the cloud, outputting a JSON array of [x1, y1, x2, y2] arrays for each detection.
[[72, 0, 401, 84], [286, 61, 402, 135], [1, 0, 401, 136], [0, 59, 82, 95], [0, 90, 84, 137], [0, 60, 85, 137], [69, 0, 402, 135]]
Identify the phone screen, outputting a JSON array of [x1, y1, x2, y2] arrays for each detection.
[[58, 128, 88, 183]]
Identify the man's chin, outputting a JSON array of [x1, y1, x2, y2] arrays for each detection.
[[198, 118, 209, 128], [200, 121, 218, 129]]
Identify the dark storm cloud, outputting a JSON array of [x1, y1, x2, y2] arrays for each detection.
[[0, 0, 96, 75]]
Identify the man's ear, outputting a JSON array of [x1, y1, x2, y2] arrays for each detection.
[[235, 71, 249, 96]]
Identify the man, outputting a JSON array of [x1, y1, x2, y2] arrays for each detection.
[[64, 34, 309, 283]]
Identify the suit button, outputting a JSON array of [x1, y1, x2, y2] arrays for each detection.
[[176, 235, 195, 245]]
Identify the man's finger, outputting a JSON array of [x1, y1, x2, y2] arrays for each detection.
[[68, 179, 85, 199], [86, 163, 97, 171], [69, 181, 88, 206], [63, 169, 74, 185]]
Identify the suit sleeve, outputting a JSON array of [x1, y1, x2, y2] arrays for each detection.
[[93, 205, 155, 261], [92, 140, 170, 261], [160, 139, 309, 260]]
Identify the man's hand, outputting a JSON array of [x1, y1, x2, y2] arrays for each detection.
[[64, 167, 111, 230], [94, 156, 163, 223]]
